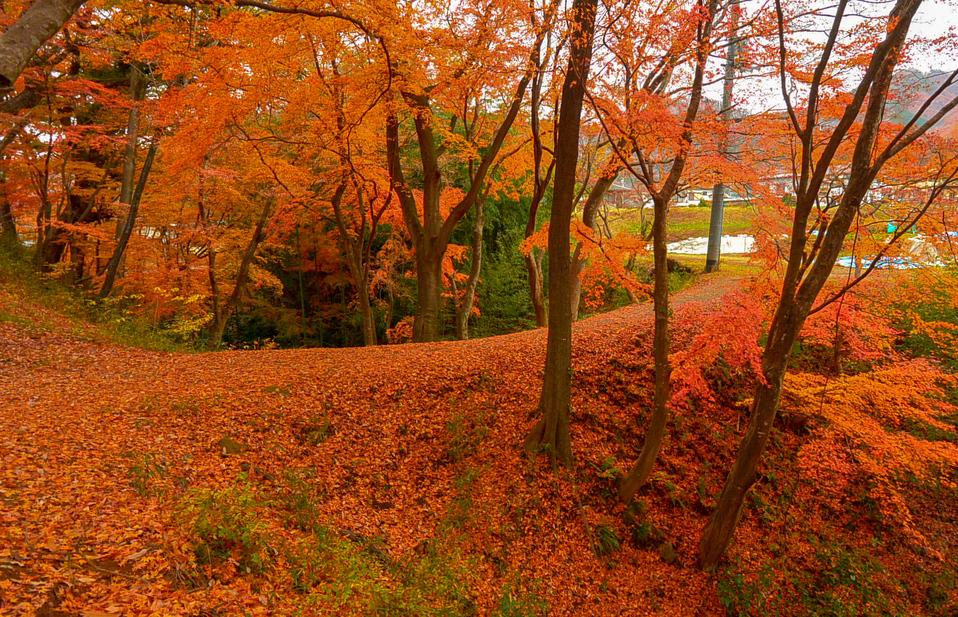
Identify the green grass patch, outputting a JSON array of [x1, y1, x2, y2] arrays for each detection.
[[0, 245, 191, 351], [717, 537, 906, 617], [179, 478, 273, 574], [610, 204, 756, 242]]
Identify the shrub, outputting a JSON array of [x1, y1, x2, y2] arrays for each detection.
[[179, 480, 272, 573]]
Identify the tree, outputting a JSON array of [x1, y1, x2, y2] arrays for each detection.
[[382, 0, 558, 342], [586, 0, 723, 499], [522, 26, 557, 328], [99, 141, 157, 298], [524, 0, 598, 466], [699, 0, 958, 567], [100, 68, 152, 298]]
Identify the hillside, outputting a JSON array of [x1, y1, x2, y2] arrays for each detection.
[[1, 273, 956, 616]]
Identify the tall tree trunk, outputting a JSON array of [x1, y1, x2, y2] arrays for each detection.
[[207, 248, 222, 338], [570, 249, 585, 321], [619, 194, 671, 501], [109, 68, 147, 279], [525, 249, 547, 327], [618, 0, 718, 501], [704, 6, 740, 273], [0, 0, 85, 88], [699, 319, 795, 566], [99, 141, 156, 298], [525, 0, 598, 466], [455, 200, 484, 340]]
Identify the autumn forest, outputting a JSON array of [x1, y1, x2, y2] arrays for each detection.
[[2, 0, 958, 614]]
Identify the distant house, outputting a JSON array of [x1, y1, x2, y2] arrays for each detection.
[[761, 174, 793, 198], [603, 175, 749, 209]]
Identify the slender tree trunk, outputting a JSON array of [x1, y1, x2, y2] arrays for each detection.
[[207, 248, 222, 340], [699, 305, 798, 566], [570, 249, 585, 320], [110, 68, 146, 279], [99, 141, 156, 298], [570, 169, 618, 319], [208, 200, 272, 347], [525, 0, 597, 466], [700, 0, 924, 565], [525, 249, 547, 327], [455, 200, 484, 340], [620, 194, 671, 501]]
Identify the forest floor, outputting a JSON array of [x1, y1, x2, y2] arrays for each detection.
[[1, 271, 956, 616]]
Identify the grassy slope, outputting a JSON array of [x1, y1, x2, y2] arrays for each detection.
[[0, 247, 187, 352], [1, 261, 956, 615], [610, 204, 756, 242]]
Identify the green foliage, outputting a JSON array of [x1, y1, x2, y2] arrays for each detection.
[[286, 527, 480, 615], [180, 479, 272, 573], [280, 469, 321, 532], [593, 523, 621, 556], [296, 415, 333, 446], [612, 204, 754, 241], [596, 455, 623, 480], [441, 466, 482, 532], [127, 452, 168, 496], [0, 245, 191, 351], [493, 582, 549, 617], [922, 569, 957, 615], [895, 279, 958, 369], [285, 527, 385, 602], [380, 543, 478, 615], [446, 407, 491, 462], [264, 384, 293, 397], [903, 416, 958, 444], [717, 539, 906, 617], [471, 222, 538, 338]]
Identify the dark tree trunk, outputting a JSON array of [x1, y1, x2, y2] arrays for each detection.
[[525, 249, 547, 327], [207, 249, 222, 337], [525, 0, 598, 466], [570, 169, 618, 319], [108, 68, 147, 280], [699, 320, 795, 566], [208, 200, 272, 348], [99, 141, 156, 298], [412, 248, 443, 343], [455, 200, 484, 340], [619, 194, 671, 501], [0, 182, 16, 246], [524, 27, 554, 330], [357, 278, 377, 346], [619, 0, 718, 502]]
